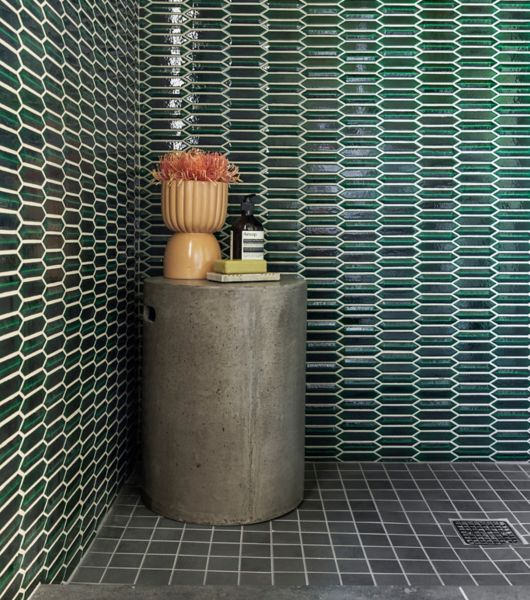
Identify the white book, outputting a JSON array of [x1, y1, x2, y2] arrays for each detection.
[[206, 272, 281, 283]]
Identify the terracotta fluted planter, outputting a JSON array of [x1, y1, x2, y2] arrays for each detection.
[[161, 180, 228, 279]]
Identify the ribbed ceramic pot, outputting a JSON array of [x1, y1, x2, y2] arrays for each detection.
[[161, 180, 228, 279]]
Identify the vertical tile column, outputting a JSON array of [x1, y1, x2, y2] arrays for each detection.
[[337, 0, 381, 460], [416, 0, 459, 461], [453, 0, 496, 460], [374, 0, 420, 459], [491, 1, 530, 460]]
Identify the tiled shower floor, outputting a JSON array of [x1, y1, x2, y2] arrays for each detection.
[[71, 462, 530, 587]]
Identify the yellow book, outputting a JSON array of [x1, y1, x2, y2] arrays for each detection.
[[213, 259, 267, 274]]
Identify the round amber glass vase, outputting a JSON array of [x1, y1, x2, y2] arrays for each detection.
[[161, 180, 228, 279]]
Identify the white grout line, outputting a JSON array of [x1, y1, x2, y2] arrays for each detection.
[[382, 463, 445, 584], [413, 464, 479, 586], [359, 463, 411, 585], [168, 522, 186, 584], [202, 525, 215, 584], [96, 496, 140, 583], [269, 518, 275, 584], [471, 463, 527, 583], [313, 464, 343, 584], [295, 495, 309, 585], [132, 512, 160, 584], [336, 462, 376, 585], [236, 525, 243, 585], [459, 586, 470, 600]]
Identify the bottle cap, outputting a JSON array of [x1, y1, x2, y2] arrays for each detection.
[[241, 194, 257, 215]]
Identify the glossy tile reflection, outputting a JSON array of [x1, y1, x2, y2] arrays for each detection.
[[138, 0, 530, 461]]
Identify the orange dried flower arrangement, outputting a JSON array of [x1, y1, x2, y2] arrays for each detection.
[[152, 149, 241, 184]]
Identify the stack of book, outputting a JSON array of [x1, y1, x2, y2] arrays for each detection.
[[206, 260, 280, 283]]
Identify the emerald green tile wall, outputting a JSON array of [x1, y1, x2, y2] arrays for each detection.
[[139, 0, 530, 462], [0, 0, 138, 598]]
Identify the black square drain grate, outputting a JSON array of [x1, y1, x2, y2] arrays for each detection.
[[452, 519, 523, 546]]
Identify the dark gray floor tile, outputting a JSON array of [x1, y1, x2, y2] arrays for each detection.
[[432, 560, 468, 574], [302, 545, 334, 558], [464, 561, 501, 575], [272, 521, 299, 532], [440, 574, 475, 585], [300, 521, 328, 533], [239, 572, 272, 584], [390, 535, 421, 547], [147, 541, 179, 554], [153, 528, 182, 541], [242, 543, 270, 557], [243, 531, 269, 544], [506, 574, 530, 585], [122, 527, 152, 540], [365, 547, 395, 560], [142, 554, 174, 569], [273, 558, 304, 572], [273, 572, 307, 585], [341, 573, 375, 585], [182, 529, 211, 542], [211, 542, 239, 556], [101, 568, 137, 584], [116, 540, 149, 554], [70, 567, 104, 583], [356, 522, 385, 534], [244, 523, 271, 532], [80, 553, 111, 568], [175, 556, 207, 570], [273, 544, 303, 558], [408, 574, 443, 586], [334, 546, 364, 559], [89, 539, 118, 553], [305, 558, 338, 573], [272, 532, 299, 545], [374, 574, 409, 585], [205, 571, 238, 584], [395, 547, 429, 560], [103, 515, 130, 528], [497, 561, 530, 574], [337, 559, 369, 573], [474, 574, 510, 585], [128, 516, 158, 528], [368, 559, 403, 574], [400, 560, 435, 574], [212, 530, 241, 543], [208, 556, 239, 571], [170, 570, 204, 584], [178, 541, 209, 555], [425, 548, 459, 561], [307, 572, 341, 584], [240, 557, 270, 572], [98, 527, 123, 539], [302, 533, 330, 545], [360, 534, 391, 546], [108, 554, 143, 568], [157, 517, 183, 528], [135, 569, 172, 585]]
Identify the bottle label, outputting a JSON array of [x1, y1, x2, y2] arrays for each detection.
[[241, 231, 264, 260]]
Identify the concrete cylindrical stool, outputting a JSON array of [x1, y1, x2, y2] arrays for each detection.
[[142, 275, 306, 525]]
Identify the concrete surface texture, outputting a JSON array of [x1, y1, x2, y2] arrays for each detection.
[[142, 275, 307, 525], [32, 584, 530, 600]]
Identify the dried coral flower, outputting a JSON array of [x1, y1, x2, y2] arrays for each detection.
[[152, 149, 241, 184]]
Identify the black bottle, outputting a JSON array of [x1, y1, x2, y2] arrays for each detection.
[[230, 195, 264, 260]]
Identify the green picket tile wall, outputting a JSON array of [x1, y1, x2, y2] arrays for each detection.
[[139, 0, 530, 462], [0, 0, 138, 598]]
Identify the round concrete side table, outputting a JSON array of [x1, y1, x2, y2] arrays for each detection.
[[141, 275, 307, 525]]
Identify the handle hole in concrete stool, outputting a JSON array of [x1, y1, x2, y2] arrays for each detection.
[[143, 305, 156, 322]]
